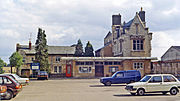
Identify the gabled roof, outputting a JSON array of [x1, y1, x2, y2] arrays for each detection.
[[123, 19, 134, 29], [172, 46, 180, 51], [18, 45, 75, 55], [95, 41, 112, 52], [161, 46, 180, 59], [104, 31, 112, 39]]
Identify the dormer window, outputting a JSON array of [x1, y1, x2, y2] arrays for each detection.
[[133, 39, 144, 51]]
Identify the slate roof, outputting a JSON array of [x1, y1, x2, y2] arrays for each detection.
[[161, 46, 180, 59], [18, 45, 75, 55], [172, 46, 180, 51], [123, 19, 134, 28]]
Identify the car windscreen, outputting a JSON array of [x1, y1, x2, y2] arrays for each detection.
[[140, 76, 151, 82], [39, 71, 48, 75], [12, 74, 21, 79]]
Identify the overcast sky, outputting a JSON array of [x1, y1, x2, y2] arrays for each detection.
[[0, 0, 180, 63]]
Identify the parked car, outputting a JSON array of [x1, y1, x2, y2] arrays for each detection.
[[37, 71, 48, 80], [100, 70, 141, 86], [0, 75, 22, 100], [125, 74, 180, 96], [0, 85, 7, 98], [4, 74, 29, 85]]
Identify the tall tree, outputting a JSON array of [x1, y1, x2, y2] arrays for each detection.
[[0, 58, 6, 74], [74, 39, 84, 57], [9, 52, 23, 75], [35, 28, 50, 72], [84, 41, 94, 57]]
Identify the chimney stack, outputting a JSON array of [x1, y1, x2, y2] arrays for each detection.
[[112, 14, 121, 25], [138, 7, 145, 22], [29, 41, 31, 50]]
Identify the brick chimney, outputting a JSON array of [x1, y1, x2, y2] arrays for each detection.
[[29, 41, 31, 50]]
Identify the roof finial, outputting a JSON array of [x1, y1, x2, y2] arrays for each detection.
[[141, 7, 143, 11]]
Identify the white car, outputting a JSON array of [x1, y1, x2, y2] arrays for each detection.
[[4, 74, 29, 85], [125, 74, 180, 96]]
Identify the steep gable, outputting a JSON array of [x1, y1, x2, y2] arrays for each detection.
[[161, 46, 180, 61]]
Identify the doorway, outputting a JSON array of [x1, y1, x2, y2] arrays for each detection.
[[95, 65, 104, 77]]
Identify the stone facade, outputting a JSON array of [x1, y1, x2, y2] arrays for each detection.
[[16, 43, 75, 77], [96, 8, 153, 57], [60, 57, 156, 78]]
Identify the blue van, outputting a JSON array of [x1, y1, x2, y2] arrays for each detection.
[[100, 70, 141, 86]]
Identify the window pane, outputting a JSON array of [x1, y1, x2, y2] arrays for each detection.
[[54, 66, 57, 73], [59, 66, 62, 73], [163, 76, 176, 82], [150, 76, 162, 83], [0, 77, 3, 84]]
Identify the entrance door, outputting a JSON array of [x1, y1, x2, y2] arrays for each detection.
[[66, 65, 72, 77], [95, 65, 104, 77]]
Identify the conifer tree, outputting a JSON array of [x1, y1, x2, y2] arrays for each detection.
[[74, 39, 84, 57], [35, 28, 50, 72], [84, 41, 94, 57]]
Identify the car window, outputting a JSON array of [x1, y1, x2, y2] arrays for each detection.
[[0, 77, 3, 84], [125, 72, 135, 76], [149, 76, 162, 83], [140, 76, 151, 82], [116, 73, 123, 78], [163, 76, 176, 82], [3, 77, 12, 84]]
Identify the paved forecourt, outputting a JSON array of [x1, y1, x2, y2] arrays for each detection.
[[8, 79, 180, 101]]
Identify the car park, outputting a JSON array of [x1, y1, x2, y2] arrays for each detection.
[[4, 74, 29, 85], [0, 75, 22, 100], [37, 71, 48, 80], [125, 74, 180, 96], [0, 85, 7, 98], [100, 70, 141, 86]]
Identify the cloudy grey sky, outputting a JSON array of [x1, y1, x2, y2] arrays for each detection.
[[0, 0, 180, 63]]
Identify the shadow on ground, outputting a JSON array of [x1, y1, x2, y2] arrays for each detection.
[[89, 84, 126, 87], [113, 93, 171, 97]]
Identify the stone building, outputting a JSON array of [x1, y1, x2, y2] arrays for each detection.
[[16, 42, 75, 77], [152, 46, 180, 76], [60, 57, 156, 78], [96, 8, 152, 57]]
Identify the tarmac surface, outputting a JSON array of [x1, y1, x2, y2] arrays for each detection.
[[7, 79, 180, 101]]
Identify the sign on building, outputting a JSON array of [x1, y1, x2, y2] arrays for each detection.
[[31, 63, 40, 70]]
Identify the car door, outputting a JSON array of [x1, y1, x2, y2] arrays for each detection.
[[113, 72, 124, 84], [162, 75, 177, 91], [146, 76, 163, 92], [3, 77, 15, 89]]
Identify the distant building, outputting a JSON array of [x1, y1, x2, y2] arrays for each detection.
[[16, 42, 75, 77], [2, 66, 16, 73], [161, 46, 180, 61], [152, 46, 180, 76]]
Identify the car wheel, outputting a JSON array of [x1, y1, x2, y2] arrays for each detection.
[[162, 92, 167, 95], [105, 81, 111, 86], [137, 89, 145, 96], [5, 90, 13, 100], [131, 93, 136, 96], [170, 88, 178, 95]]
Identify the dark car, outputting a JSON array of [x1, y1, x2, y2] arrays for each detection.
[[100, 70, 141, 86], [0, 75, 22, 100], [37, 71, 48, 80]]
